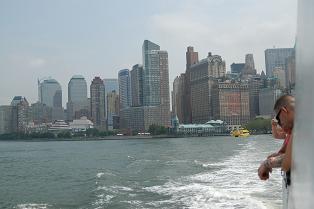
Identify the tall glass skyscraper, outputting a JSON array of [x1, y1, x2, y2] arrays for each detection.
[[265, 48, 294, 76], [38, 78, 62, 108], [67, 75, 88, 120], [38, 78, 63, 120], [118, 69, 131, 110]]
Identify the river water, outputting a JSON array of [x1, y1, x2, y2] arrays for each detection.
[[0, 135, 282, 209]]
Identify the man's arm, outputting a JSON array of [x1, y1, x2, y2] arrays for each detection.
[[266, 154, 285, 168], [282, 137, 292, 172]]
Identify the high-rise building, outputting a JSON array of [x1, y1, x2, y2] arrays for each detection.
[[142, 40, 161, 106], [104, 79, 119, 128], [11, 96, 29, 133], [120, 40, 171, 131], [38, 78, 62, 108], [107, 90, 119, 130], [259, 88, 282, 117], [242, 54, 257, 76], [0, 106, 14, 134], [67, 75, 88, 121], [285, 51, 296, 89], [172, 74, 186, 123], [212, 81, 250, 128], [231, 63, 245, 74], [118, 69, 131, 110], [265, 48, 295, 76], [38, 78, 63, 120], [158, 50, 171, 127], [184, 46, 199, 124], [273, 67, 286, 89], [248, 76, 261, 119], [90, 77, 106, 129], [190, 52, 226, 123], [130, 64, 144, 107], [30, 102, 52, 124]]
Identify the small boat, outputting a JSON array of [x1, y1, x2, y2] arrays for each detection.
[[231, 128, 250, 137]]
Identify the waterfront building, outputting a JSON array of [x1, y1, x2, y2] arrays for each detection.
[[177, 120, 227, 136], [259, 88, 282, 117], [265, 48, 295, 76], [90, 77, 106, 129], [11, 96, 30, 133], [67, 75, 88, 121], [190, 52, 226, 123], [0, 106, 14, 134], [130, 64, 144, 107], [69, 116, 94, 132], [212, 81, 250, 130], [107, 90, 119, 130], [48, 120, 71, 132], [120, 106, 161, 131], [118, 69, 131, 110]]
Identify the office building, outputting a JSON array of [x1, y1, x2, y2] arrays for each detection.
[[265, 48, 295, 76], [190, 52, 226, 123], [90, 77, 106, 129], [67, 75, 88, 120]]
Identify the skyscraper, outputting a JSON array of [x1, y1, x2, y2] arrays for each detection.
[[157, 50, 171, 127], [0, 106, 14, 134], [142, 40, 170, 127], [120, 40, 171, 131], [242, 54, 257, 76], [190, 52, 226, 123], [184, 46, 199, 124], [142, 40, 161, 106], [231, 63, 245, 74], [90, 77, 106, 129], [130, 64, 144, 107], [118, 69, 131, 110], [103, 78, 119, 128], [67, 75, 88, 120], [107, 90, 119, 130], [38, 78, 62, 108], [38, 78, 63, 120], [11, 96, 29, 132], [173, 74, 186, 123], [265, 48, 294, 76]]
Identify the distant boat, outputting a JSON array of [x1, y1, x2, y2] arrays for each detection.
[[231, 129, 250, 137]]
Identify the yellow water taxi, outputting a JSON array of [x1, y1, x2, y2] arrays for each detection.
[[231, 129, 250, 137]]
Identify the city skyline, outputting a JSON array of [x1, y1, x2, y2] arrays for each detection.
[[0, 0, 297, 105]]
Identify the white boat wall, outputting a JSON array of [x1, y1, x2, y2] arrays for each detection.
[[291, 1, 314, 208]]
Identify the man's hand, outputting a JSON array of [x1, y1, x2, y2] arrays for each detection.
[[258, 163, 272, 180]]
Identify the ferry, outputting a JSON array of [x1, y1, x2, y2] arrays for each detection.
[[231, 128, 250, 137]]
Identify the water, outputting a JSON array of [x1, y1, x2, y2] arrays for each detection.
[[0, 135, 282, 209]]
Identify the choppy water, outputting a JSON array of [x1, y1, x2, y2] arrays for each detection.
[[0, 135, 282, 209]]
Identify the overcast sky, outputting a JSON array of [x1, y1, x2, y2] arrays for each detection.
[[0, 0, 297, 106]]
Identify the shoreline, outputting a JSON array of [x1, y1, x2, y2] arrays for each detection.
[[0, 133, 271, 142]]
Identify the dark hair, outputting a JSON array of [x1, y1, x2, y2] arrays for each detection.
[[273, 94, 294, 111]]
